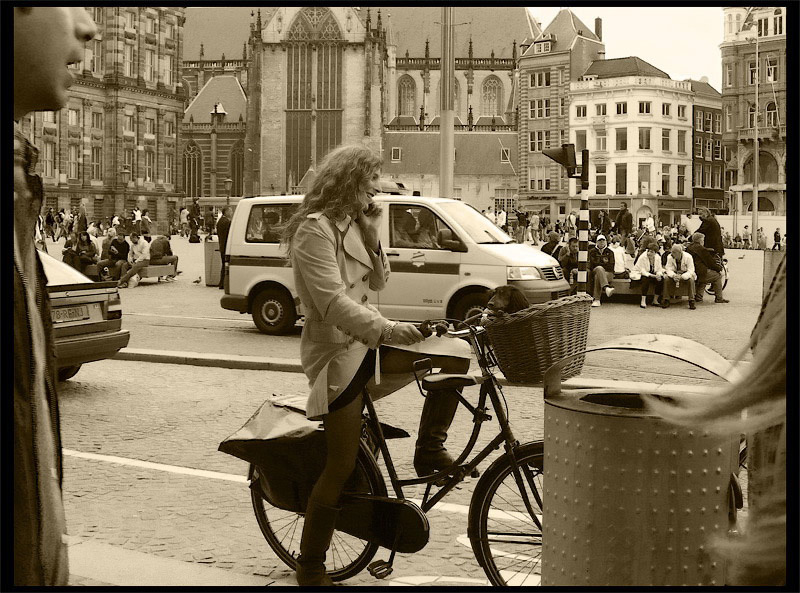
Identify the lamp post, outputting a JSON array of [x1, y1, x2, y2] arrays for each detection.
[[740, 10, 759, 236], [224, 177, 233, 207], [120, 166, 130, 232]]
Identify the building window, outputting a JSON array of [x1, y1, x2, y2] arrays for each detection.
[[705, 112, 713, 132], [560, 129, 566, 146], [500, 147, 510, 163], [144, 49, 156, 81], [615, 163, 627, 195], [575, 105, 587, 118], [748, 61, 757, 85], [596, 103, 606, 116], [748, 104, 756, 128], [144, 151, 154, 182], [766, 56, 778, 82], [595, 164, 606, 194], [145, 16, 155, 34], [482, 76, 503, 116], [529, 130, 550, 152], [596, 129, 607, 151], [774, 9, 783, 35], [124, 148, 134, 172], [695, 137, 703, 157], [693, 163, 702, 186], [43, 111, 56, 123], [638, 164, 651, 194], [165, 152, 174, 185], [638, 127, 651, 150], [616, 102, 627, 115], [575, 130, 587, 152], [124, 45, 134, 77], [67, 108, 79, 126], [638, 101, 651, 114], [91, 146, 103, 180], [757, 17, 768, 37], [713, 166, 722, 189], [615, 127, 627, 151], [677, 165, 686, 195], [391, 147, 402, 162], [145, 117, 156, 135], [529, 98, 550, 119], [164, 54, 174, 85], [529, 71, 550, 88], [661, 164, 670, 196], [164, 120, 174, 136], [765, 102, 778, 127], [695, 110, 703, 131], [183, 143, 202, 197], [68, 144, 79, 179], [661, 103, 671, 117], [126, 11, 136, 29], [713, 140, 722, 160], [714, 113, 722, 133], [677, 104, 686, 119], [165, 21, 175, 39], [42, 141, 55, 178], [725, 105, 732, 132], [725, 63, 733, 87], [677, 130, 686, 153], [397, 75, 416, 117], [90, 40, 103, 74], [528, 166, 550, 191], [123, 113, 134, 132], [661, 128, 670, 151], [534, 41, 551, 54], [559, 97, 565, 116], [704, 164, 712, 187], [91, 112, 103, 129]]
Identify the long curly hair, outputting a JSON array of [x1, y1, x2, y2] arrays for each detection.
[[280, 144, 382, 256]]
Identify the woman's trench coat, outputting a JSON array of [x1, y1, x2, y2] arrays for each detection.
[[291, 211, 469, 420]]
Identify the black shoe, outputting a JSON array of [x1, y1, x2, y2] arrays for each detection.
[[694, 295, 704, 303], [714, 298, 730, 303], [688, 300, 696, 310], [661, 299, 670, 309]]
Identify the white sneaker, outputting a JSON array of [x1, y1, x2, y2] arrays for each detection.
[[605, 286, 615, 298], [591, 299, 601, 307]]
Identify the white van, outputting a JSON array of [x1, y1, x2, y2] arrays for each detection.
[[221, 195, 570, 335]]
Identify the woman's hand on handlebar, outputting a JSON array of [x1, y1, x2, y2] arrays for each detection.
[[388, 322, 426, 346]]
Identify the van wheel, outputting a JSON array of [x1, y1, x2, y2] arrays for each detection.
[[57, 365, 82, 382], [252, 288, 296, 335], [453, 291, 490, 322]]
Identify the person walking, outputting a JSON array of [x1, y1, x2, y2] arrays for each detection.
[[216, 206, 232, 289], [14, 6, 97, 586], [615, 202, 633, 245], [757, 227, 767, 250], [179, 207, 189, 237], [742, 225, 751, 249], [529, 211, 540, 244], [280, 144, 471, 586], [773, 228, 782, 250]]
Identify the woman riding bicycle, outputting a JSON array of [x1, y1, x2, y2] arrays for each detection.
[[280, 144, 470, 586]]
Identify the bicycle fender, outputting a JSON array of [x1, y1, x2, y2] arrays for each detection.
[[337, 494, 429, 553]]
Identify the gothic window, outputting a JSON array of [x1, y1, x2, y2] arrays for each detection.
[[398, 75, 416, 117], [285, 7, 343, 190], [230, 141, 244, 196], [481, 76, 503, 116], [183, 142, 202, 197]]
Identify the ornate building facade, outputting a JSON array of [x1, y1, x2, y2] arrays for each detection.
[[18, 6, 186, 234], [688, 78, 725, 212]]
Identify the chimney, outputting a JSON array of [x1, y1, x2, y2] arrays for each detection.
[[595, 17, 602, 41]]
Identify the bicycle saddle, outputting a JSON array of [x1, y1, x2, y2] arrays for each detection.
[[421, 373, 478, 391]]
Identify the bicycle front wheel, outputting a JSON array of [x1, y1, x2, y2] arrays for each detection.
[[469, 441, 544, 586], [250, 441, 384, 582]]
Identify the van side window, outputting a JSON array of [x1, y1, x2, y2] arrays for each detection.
[[246, 204, 297, 243], [389, 205, 451, 250]]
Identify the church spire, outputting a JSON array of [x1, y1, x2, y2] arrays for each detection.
[[256, 8, 262, 32]]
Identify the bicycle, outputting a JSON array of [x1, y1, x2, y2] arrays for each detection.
[[705, 252, 729, 296], [248, 316, 545, 586]]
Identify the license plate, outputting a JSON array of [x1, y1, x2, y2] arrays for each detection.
[[52, 305, 90, 323]]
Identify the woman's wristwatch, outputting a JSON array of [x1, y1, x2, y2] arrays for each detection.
[[381, 320, 398, 345]]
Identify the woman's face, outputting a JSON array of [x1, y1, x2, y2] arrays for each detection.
[[356, 169, 381, 213], [79, 232, 89, 242]]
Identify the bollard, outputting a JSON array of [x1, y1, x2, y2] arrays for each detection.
[[541, 335, 740, 586]]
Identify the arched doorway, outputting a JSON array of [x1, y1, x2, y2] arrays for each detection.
[[743, 151, 779, 184], [746, 196, 775, 212]]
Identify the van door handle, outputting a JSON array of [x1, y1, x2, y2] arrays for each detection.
[[385, 251, 400, 256]]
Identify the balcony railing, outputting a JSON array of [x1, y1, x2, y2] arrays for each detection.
[[396, 56, 515, 71], [571, 76, 692, 92], [385, 124, 516, 132], [737, 125, 786, 142]]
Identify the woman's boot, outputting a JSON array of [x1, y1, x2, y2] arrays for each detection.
[[413, 390, 460, 477], [296, 500, 341, 587]]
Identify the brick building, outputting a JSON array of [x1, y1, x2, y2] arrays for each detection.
[[688, 78, 725, 212], [18, 6, 186, 234], [517, 8, 605, 221]]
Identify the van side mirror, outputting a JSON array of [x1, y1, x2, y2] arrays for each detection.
[[438, 228, 468, 252]]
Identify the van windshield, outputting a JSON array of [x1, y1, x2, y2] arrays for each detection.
[[437, 202, 514, 244]]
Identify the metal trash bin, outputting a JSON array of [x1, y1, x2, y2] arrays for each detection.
[[204, 235, 221, 286], [541, 335, 740, 586]]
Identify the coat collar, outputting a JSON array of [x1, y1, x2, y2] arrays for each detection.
[[307, 212, 373, 269]]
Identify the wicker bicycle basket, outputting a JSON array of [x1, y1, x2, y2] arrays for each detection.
[[484, 294, 594, 383]]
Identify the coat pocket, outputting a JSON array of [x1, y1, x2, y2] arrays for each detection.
[[306, 320, 350, 344]]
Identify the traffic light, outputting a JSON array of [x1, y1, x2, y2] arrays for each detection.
[[543, 143, 577, 178], [580, 149, 590, 190]]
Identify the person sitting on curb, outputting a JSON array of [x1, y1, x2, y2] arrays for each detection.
[[117, 231, 150, 288], [686, 232, 729, 304], [633, 239, 663, 308], [588, 234, 616, 307], [96, 227, 130, 281], [540, 231, 562, 259], [148, 235, 180, 281], [558, 237, 579, 293], [663, 243, 697, 309]]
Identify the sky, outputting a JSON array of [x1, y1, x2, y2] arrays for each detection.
[[182, 6, 726, 91]]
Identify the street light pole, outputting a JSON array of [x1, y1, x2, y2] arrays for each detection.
[[439, 6, 455, 198], [752, 31, 759, 239], [224, 177, 233, 207]]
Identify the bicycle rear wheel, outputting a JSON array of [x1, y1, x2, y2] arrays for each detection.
[[706, 262, 729, 295], [469, 441, 544, 586], [250, 442, 385, 582]]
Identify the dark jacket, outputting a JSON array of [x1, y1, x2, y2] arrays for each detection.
[[696, 216, 724, 256], [615, 208, 633, 234], [108, 237, 130, 262], [589, 246, 616, 274], [149, 235, 173, 260], [687, 242, 721, 280], [559, 248, 579, 282], [217, 214, 232, 255]]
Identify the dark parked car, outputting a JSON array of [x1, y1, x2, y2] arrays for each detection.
[[38, 249, 130, 381]]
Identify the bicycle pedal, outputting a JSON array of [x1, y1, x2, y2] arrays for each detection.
[[367, 560, 393, 579], [469, 468, 480, 479]]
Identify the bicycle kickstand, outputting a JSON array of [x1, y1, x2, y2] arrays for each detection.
[[367, 528, 403, 579]]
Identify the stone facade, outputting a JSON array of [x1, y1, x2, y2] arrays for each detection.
[[20, 6, 186, 235], [720, 6, 786, 216], [688, 79, 725, 212]]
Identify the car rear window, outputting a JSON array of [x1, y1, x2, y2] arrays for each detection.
[[245, 204, 297, 243]]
